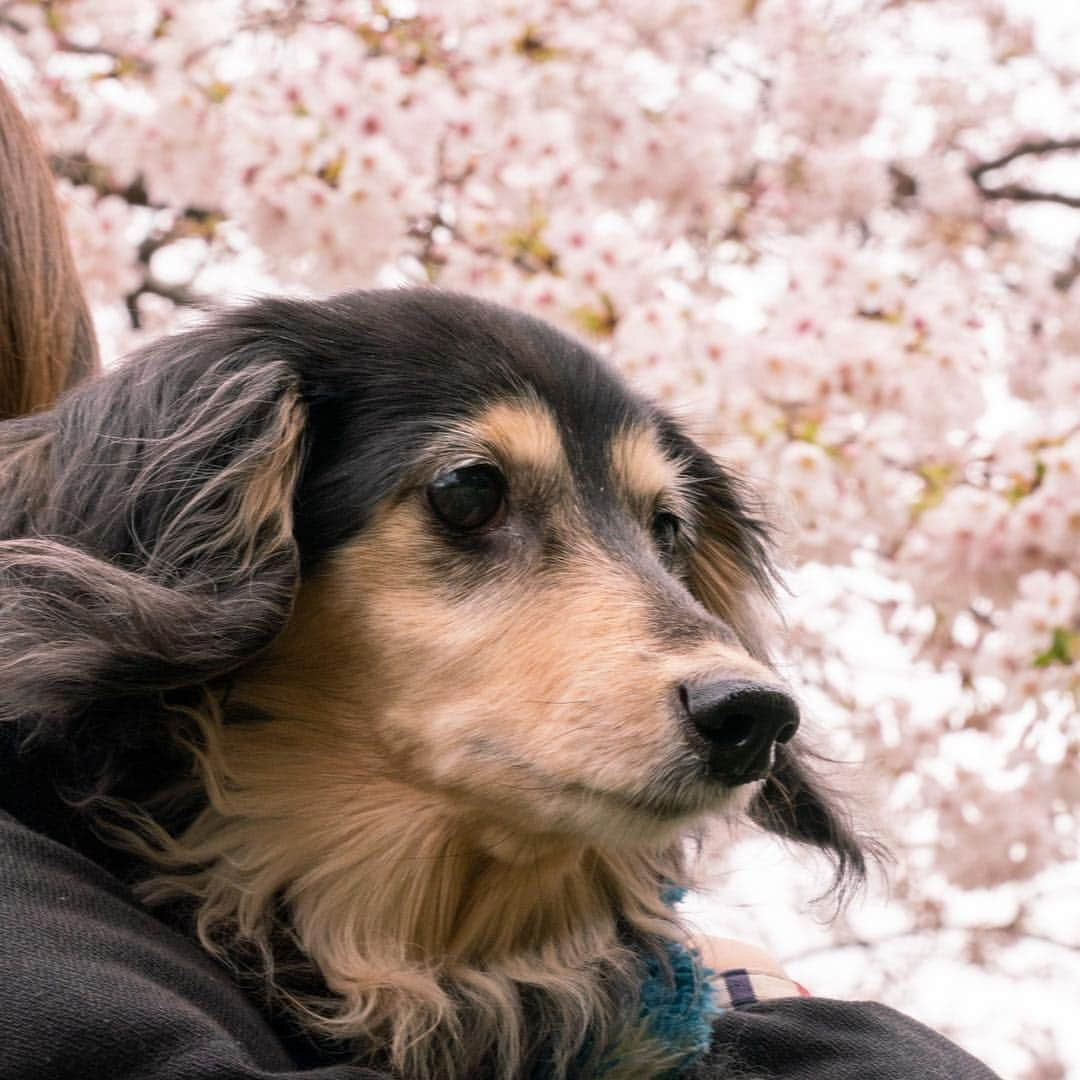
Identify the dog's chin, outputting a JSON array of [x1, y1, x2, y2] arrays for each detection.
[[514, 761, 755, 851], [450, 735, 753, 850], [591, 769, 754, 824]]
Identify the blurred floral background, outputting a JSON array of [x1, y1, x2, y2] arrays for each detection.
[[2, 1, 1078, 1074]]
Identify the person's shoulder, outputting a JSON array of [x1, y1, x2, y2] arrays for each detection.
[[1, 804, 128, 898], [0, 808, 372, 1079], [0, 805, 183, 969]]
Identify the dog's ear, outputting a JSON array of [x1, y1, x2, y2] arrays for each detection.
[[0, 332, 305, 745], [656, 419, 779, 662], [684, 467, 778, 662]]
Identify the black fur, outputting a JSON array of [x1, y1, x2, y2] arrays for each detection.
[[749, 743, 871, 899]]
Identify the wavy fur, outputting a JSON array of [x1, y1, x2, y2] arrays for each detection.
[[0, 348, 303, 744], [123, 689, 687, 1077]]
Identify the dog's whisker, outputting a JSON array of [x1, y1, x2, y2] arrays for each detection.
[[518, 698, 595, 706]]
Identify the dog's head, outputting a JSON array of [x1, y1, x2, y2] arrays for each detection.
[[0, 288, 864, 883]]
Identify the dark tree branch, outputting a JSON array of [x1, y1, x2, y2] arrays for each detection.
[[0, 10, 28, 33], [124, 280, 202, 328], [782, 924, 1080, 967], [47, 154, 215, 325], [53, 37, 154, 76], [1053, 238, 1080, 292], [49, 153, 159, 209], [970, 138, 1080, 209], [972, 138, 1080, 179], [976, 184, 1080, 210], [123, 219, 215, 327]]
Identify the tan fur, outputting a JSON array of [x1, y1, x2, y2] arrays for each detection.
[[237, 506, 764, 843], [139, 698, 684, 1076], [690, 536, 774, 662], [0, 425, 54, 516], [134, 403, 775, 1078], [458, 398, 567, 477], [223, 390, 306, 567], [609, 425, 690, 518], [133, 370, 306, 577]]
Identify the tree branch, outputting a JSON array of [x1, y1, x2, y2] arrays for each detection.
[[970, 138, 1080, 209], [972, 138, 1080, 179], [124, 279, 203, 328], [52, 36, 154, 76], [0, 11, 28, 34], [49, 153, 160, 209], [47, 153, 217, 325], [782, 924, 1080, 966], [1053, 238, 1080, 292]]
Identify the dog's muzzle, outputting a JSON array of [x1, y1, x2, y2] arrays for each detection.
[[679, 679, 800, 785]]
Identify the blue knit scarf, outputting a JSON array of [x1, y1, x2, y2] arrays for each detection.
[[543, 888, 721, 1078]]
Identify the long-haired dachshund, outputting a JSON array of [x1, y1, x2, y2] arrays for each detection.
[[0, 89, 864, 1080]]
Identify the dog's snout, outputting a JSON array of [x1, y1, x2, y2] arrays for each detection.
[[679, 679, 800, 785]]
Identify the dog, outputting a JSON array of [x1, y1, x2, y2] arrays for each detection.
[[0, 88, 864, 1080]]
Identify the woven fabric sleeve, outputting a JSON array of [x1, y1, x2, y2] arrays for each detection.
[[0, 810, 381, 1080], [687, 995, 1003, 1080]]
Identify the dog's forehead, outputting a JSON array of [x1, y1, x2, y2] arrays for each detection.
[[292, 289, 682, 559], [391, 297, 680, 497], [453, 398, 681, 504], [325, 290, 669, 455]]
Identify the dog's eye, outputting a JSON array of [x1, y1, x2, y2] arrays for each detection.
[[428, 464, 507, 532], [651, 512, 681, 565]]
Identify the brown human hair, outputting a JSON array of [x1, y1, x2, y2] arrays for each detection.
[[0, 80, 99, 420]]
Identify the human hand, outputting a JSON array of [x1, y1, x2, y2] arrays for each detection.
[[695, 936, 790, 978], [694, 936, 809, 1005]]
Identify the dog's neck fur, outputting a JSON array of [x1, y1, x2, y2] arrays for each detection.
[[132, 693, 687, 1079]]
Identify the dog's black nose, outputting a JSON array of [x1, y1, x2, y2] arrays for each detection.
[[679, 679, 800, 785]]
